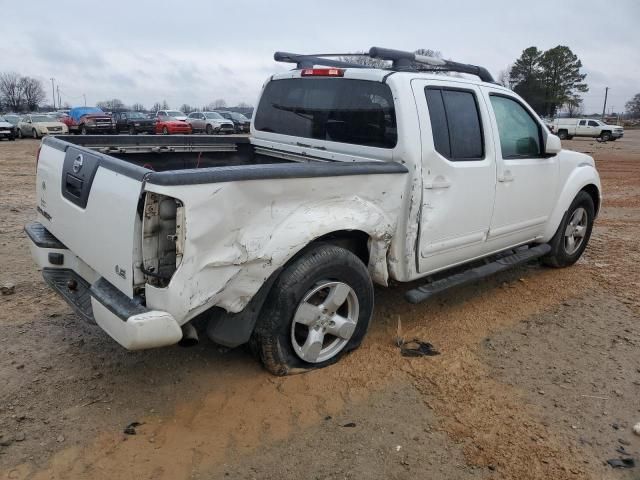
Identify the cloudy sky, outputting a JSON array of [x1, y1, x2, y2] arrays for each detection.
[[2, 0, 638, 113]]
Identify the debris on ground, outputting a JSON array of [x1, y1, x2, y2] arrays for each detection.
[[606, 458, 635, 469], [341, 422, 356, 428], [124, 422, 143, 435], [1, 282, 15, 295], [633, 422, 640, 436], [398, 338, 440, 357]]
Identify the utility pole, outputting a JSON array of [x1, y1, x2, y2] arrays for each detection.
[[57, 85, 61, 110], [83, 94, 87, 106], [50, 78, 56, 110], [601, 87, 609, 120]]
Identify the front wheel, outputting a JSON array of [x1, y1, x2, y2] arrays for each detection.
[[128, 125, 137, 135], [252, 244, 374, 375], [543, 191, 595, 268], [80, 125, 88, 135], [162, 126, 169, 135], [205, 124, 213, 135], [32, 129, 39, 139], [600, 131, 611, 142]]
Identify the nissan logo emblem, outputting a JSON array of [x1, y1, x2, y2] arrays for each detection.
[[73, 154, 84, 173]]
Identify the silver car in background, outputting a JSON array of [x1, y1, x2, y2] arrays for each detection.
[[186, 111, 235, 134], [16, 114, 68, 139]]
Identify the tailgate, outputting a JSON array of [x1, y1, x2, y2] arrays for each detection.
[[36, 139, 147, 297]]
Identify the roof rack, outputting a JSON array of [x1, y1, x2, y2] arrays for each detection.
[[274, 47, 495, 83]]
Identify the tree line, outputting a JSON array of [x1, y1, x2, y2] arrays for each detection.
[[94, 98, 253, 113]]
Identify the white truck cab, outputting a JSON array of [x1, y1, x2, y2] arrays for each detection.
[[26, 48, 601, 375], [552, 117, 624, 141]]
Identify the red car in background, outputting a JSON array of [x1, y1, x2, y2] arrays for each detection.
[[155, 114, 192, 135]]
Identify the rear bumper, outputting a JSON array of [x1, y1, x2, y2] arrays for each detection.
[[25, 222, 182, 350]]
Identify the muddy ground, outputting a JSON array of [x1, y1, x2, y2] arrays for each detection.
[[0, 132, 639, 480]]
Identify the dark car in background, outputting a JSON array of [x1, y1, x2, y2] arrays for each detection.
[[112, 111, 156, 134], [0, 115, 17, 140], [215, 111, 250, 133]]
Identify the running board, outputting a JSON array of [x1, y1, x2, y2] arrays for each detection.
[[405, 244, 551, 304]]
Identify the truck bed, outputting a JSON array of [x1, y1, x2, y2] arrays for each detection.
[[49, 135, 289, 172]]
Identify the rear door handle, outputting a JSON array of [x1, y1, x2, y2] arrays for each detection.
[[425, 180, 451, 189], [498, 172, 514, 183]]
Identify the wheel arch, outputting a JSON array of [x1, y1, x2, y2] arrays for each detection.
[[543, 167, 601, 241]]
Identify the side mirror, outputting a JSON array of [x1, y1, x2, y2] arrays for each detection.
[[545, 134, 562, 155]]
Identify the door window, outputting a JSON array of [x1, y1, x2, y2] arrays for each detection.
[[424, 87, 484, 161], [588, 120, 599, 127], [579, 120, 586, 126], [489, 95, 542, 158]]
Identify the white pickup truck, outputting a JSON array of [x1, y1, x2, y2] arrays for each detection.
[[551, 117, 624, 141], [26, 48, 601, 375]]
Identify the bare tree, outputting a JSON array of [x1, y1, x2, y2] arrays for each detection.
[[20, 77, 46, 111], [151, 102, 163, 113], [96, 98, 126, 112], [564, 95, 583, 117], [131, 103, 145, 112], [161, 100, 170, 110], [212, 99, 227, 109], [236, 102, 252, 108], [498, 64, 515, 89], [0, 72, 24, 112], [180, 104, 193, 113], [338, 51, 389, 68]]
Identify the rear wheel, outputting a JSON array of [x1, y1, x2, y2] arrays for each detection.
[[543, 191, 595, 268], [17, 129, 23, 139], [32, 129, 39, 139], [557, 130, 568, 140], [252, 244, 374, 375]]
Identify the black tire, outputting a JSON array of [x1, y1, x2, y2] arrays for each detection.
[[566, 135, 574, 140], [205, 124, 213, 135], [32, 129, 39, 139], [543, 191, 595, 268], [80, 125, 88, 135], [557, 130, 568, 140], [600, 131, 611, 142], [252, 244, 374, 375], [162, 126, 169, 135], [128, 125, 137, 135], [17, 129, 23, 139]]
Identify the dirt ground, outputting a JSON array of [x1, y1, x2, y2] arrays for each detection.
[[0, 132, 639, 480]]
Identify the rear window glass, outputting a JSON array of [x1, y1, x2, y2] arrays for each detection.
[[255, 78, 397, 148]]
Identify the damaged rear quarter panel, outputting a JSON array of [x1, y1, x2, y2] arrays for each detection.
[[143, 171, 406, 323]]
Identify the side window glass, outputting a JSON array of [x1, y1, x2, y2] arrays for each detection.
[[489, 95, 541, 158], [424, 87, 484, 161], [579, 120, 586, 126], [588, 120, 599, 127]]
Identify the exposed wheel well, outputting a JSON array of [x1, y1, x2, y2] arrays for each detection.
[[309, 230, 370, 266], [581, 184, 600, 216]]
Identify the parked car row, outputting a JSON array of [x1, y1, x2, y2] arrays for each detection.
[[0, 108, 253, 140]]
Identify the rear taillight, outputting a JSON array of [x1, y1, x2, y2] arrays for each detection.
[[301, 68, 344, 77]]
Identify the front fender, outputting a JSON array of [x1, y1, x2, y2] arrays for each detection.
[[543, 164, 601, 241]]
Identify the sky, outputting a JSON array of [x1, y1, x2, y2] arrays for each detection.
[[1, 0, 638, 113]]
